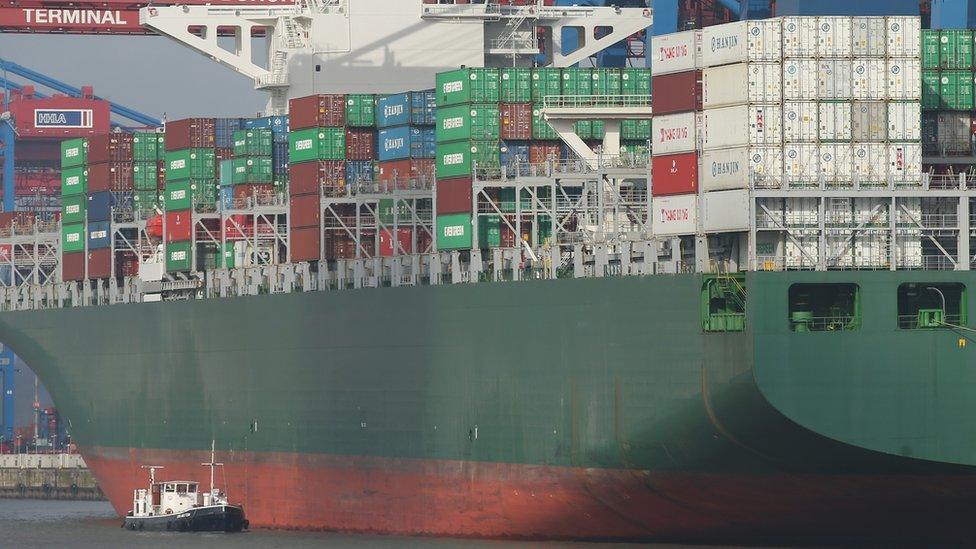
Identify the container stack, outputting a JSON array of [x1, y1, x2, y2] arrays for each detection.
[[132, 131, 165, 216], [164, 118, 217, 272], [245, 115, 291, 194], [85, 133, 133, 279], [376, 89, 436, 189], [920, 29, 974, 155], [59, 138, 87, 281], [231, 128, 275, 202]]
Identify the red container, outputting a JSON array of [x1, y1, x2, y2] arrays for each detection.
[[234, 184, 275, 201], [500, 103, 533, 140], [165, 118, 215, 151], [651, 152, 698, 196], [501, 224, 517, 248], [165, 210, 193, 243], [87, 162, 133, 192], [288, 95, 346, 130], [87, 133, 133, 165], [417, 229, 433, 254], [62, 251, 85, 282], [289, 160, 345, 196], [224, 215, 254, 239], [379, 228, 414, 257], [116, 251, 139, 278], [324, 233, 355, 260], [290, 194, 321, 228], [345, 129, 376, 161], [291, 226, 321, 262], [0, 211, 36, 230], [436, 176, 472, 215], [87, 248, 112, 279], [651, 71, 702, 116], [529, 142, 562, 164], [377, 159, 435, 189]]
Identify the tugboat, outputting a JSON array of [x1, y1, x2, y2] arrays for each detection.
[[123, 441, 248, 532]]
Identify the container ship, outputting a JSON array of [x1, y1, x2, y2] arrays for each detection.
[[1, 0, 976, 544]]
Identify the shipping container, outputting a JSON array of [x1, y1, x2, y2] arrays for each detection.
[[245, 115, 289, 133], [60, 138, 87, 168], [62, 251, 85, 282], [377, 159, 435, 188], [651, 29, 700, 76], [290, 160, 345, 196], [935, 111, 971, 154], [886, 16, 921, 58], [164, 179, 216, 211], [379, 228, 414, 257], [165, 241, 192, 272], [346, 160, 376, 185], [60, 166, 87, 196], [288, 94, 346, 130], [165, 118, 215, 151], [939, 29, 974, 70], [887, 143, 922, 185], [818, 59, 852, 100], [132, 132, 163, 162], [652, 111, 698, 155], [701, 19, 782, 67], [436, 176, 472, 214], [702, 63, 780, 108], [703, 189, 750, 233], [344, 129, 376, 161], [783, 144, 820, 186], [701, 146, 783, 191], [819, 143, 853, 185], [921, 70, 940, 110], [621, 68, 652, 96], [852, 58, 886, 100], [378, 126, 436, 161], [852, 16, 887, 57], [852, 143, 889, 185], [290, 194, 321, 228], [214, 118, 244, 149], [378, 199, 413, 225], [500, 68, 532, 103], [887, 101, 920, 142], [782, 59, 819, 100], [531, 105, 558, 140], [87, 191, 112, 222], [87, 248, 111, 280], [529, 142, 562, 164], [531, 68, 563, 101], [376, 90, 437, 128], [291, 226, 321, 263], [817, 16, 853, 57], [651, 71, 701, 115], [61, 194, 86, 225], [499, 103, 532, 140], [938, 71, 974, 110], [887, 58, 921, 101], [289, 128, 346, 163], [345, 94, 376, 127], [435, 68, 500, 106], [62, 223, 85, 253], [233, 128, 273, 157], [165, 210, 192, 243], [651, 152, 698, 196], [134, 162, 159, 190], [818, 102, 852, 142], [621, 119, 651, 140], [436, 213, 472, 250], [87, 221, 111, 250], [783, 101, 818, 142], [165, 149, 215, 182], [435, 140, 499, 179], [87, 133, 133, 165], [478, 215, 501, 249], [561, 68, 593, 96], [87, 162, 133, 193], [782, 16, 818, 57], [500, 141, 530, 171], [591, 69, 622, 95], [231, 157, 273, 184], [921, 30, 940, 70], [702, 105, 782, 150], [437, 103, 500, 143], [652, 194, 697, 236], [851, 101, 887, 142]]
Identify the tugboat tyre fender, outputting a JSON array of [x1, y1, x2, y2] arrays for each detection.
[[137, 521, 144, 531]]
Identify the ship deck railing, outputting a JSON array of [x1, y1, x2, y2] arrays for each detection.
[[897, 313, 966, 330], [790, 315, 860, 332]]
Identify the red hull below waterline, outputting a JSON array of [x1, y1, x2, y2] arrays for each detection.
[[81, 446, 976, 543]]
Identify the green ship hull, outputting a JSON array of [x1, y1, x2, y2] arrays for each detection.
[[0, 271, 974, 542]]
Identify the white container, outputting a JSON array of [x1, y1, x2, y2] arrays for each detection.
[[652, 112, 699, 155], [819, 102, 852, 142], [853, 197, 890, 226], [852, 143, 889, 185], [936, 111, 971, 153], [852, 17, 887, 57], [820, 143, 853, 185], [702, 62, 782, 108], [783, 59, 819, 100], [652, 194, 697, 236], [783, 197, 820, 227], [783, 101, 818, 142], [887, 58, 921, 100], [818, 59, 853, 100], [700, 146, 783, 191], [783, 144, 820, 186], [703, 189, 751, 233], [887, 143, 922, 186], [886, 16, 921, 58], [651, 30, 701, 76], [887, 101, 920, 142], [818, 16, 853, 58], [702, 104, 782, 150], [852, 58, 886, 100], [851, 102, 887, 142], [782, 16, 819, 58], [700, 19, 783, 67]]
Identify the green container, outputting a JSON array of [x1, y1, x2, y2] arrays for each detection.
[[531, 68, 563, 101], [436, 103, 500, 143], [537, 214, 552, 243], [165, 148, 216, 182], [132, 132, 161, 162], [500, 188, 531, 213], [575, 120, 605, 140], [622, 119, 651, 140], [233, 156, 273, 184], [60, 166, 87, 196], [922, 29, 941, 69], [436, 213, 472, 250], [940, 29, 974, 70], [435, 68, 500, 106], [133, 162, 158, 191], [620, 140, 650, 159], [922, 70, 941, 110], [164, 179, 216, 211], [378, 199, 412, 225], [165, 241, 193, 272], [60, 138, 87, 168], [939, 71, 975, 110], [289, 128, 346, 163], [435, 140, 500, 179], [218, 242, 236, 269], [561, 68, 593, 96], [621, 68, 652, 96], [346, 94, 376, 127], [234, 128, 274, 157], [134, 190, 159, 212], [591, 68, 622, 96], [500, 68, 532, 103], [62, 223, 85, 253], [531, 105, 558, 140], [478, 215, 501, 249], [61, 194, 87, 225]]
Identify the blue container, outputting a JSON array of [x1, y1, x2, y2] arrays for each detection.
[[272, 142, 289, 175], [377, 126, 436, 161], [219, 186, 235, 210], [245, 116, 290, 133], [113, 191, 134, 213], [215, 118, 246, 149], [346, 160, 376, 184], [500, 141, 531, 170], [219, 159, 234, 186], [775, 0, 917, 15], [87, 221, 111, 250], [87, 191, 113, 222], [377, 90, 437, 128]]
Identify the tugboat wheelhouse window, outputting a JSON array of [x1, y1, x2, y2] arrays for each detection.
[[897, 283, 967, 329], [788, 283, 861, 332], [701, 274, 746, 332]]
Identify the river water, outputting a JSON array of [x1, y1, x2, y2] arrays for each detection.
[[0, 499, 699, 548]]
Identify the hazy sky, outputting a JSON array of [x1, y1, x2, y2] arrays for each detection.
[[0, 35, 268, 121]]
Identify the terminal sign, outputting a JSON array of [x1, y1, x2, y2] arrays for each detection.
[[34, 109, 93, 129]]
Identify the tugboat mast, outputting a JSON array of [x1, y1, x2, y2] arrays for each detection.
[[201, 440, 223, 497], [140, 465, 164, 492]]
